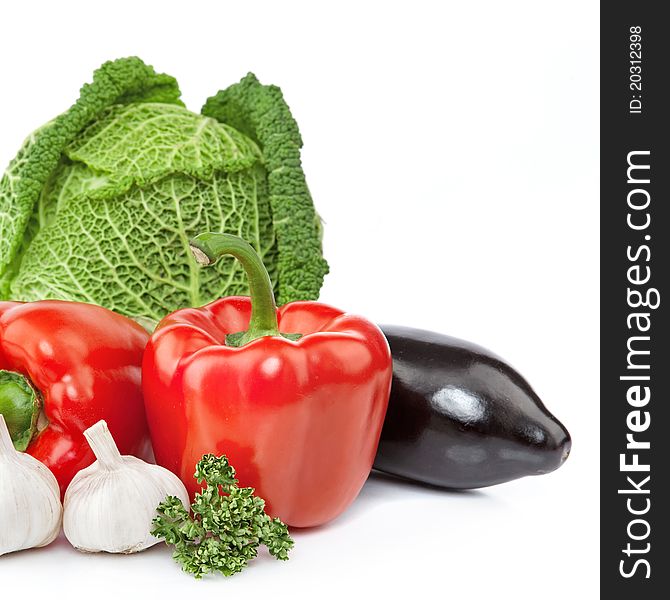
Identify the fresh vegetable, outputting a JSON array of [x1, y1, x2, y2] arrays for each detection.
[[64, 421, 189, 554], [152, 453, 293, 579], [143, 233, 392, 527], [0, 57, 328, 320], [374, 326, 571, 488], [0, 300, 150, 495], [0, 414, 62, 557]]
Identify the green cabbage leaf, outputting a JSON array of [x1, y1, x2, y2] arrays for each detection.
[[0, 58, 328, 319]]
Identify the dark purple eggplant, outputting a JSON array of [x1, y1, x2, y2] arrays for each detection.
[[374, 325, 571, 489]]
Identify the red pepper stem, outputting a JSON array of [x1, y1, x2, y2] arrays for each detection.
[[0, 370, 41, 452], [190, 233, 280, 345], [84, 420, 124, 471]]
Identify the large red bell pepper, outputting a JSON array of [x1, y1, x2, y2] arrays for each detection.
[[0, 300, 151, 495], [143, 233, 392, 528]]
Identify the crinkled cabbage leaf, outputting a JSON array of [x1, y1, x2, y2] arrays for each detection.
[[0, 58, 328, 320]]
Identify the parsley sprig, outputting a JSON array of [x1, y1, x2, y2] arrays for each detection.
[[152, 454, 294, 578]]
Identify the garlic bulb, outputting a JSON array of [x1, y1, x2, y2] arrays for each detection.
[[0, 414, 62, 556], [63, 420, 189, 554]]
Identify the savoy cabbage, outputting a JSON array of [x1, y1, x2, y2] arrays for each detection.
[[0, 57, 328, 319]]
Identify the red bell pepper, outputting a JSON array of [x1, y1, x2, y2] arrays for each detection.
[[143, 233, 392, 528], [0, 300, 151, 495]]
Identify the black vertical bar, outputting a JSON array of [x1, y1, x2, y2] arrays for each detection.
[[601, 2, 669, 597]]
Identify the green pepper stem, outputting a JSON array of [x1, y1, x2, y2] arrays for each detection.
[[0, 370, 41, 452], [190, 233, 280, 346]]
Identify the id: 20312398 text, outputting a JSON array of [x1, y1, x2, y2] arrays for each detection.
[[629, 26, 643, 114]]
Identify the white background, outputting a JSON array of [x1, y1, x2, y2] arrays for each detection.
[[0, 1, 599, 598]]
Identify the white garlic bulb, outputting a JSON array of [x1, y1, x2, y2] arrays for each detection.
[[0, 414, 62, 556], [63, 420, 189, 554]]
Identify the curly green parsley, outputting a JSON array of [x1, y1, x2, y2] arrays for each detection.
[[152, 454, 294, 578]]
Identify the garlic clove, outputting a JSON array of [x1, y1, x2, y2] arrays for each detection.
[[63, 420, 190, 554], [0, 414, 62, 557]]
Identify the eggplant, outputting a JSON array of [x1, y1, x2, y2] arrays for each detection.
[[374, 325, 571, 489]]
